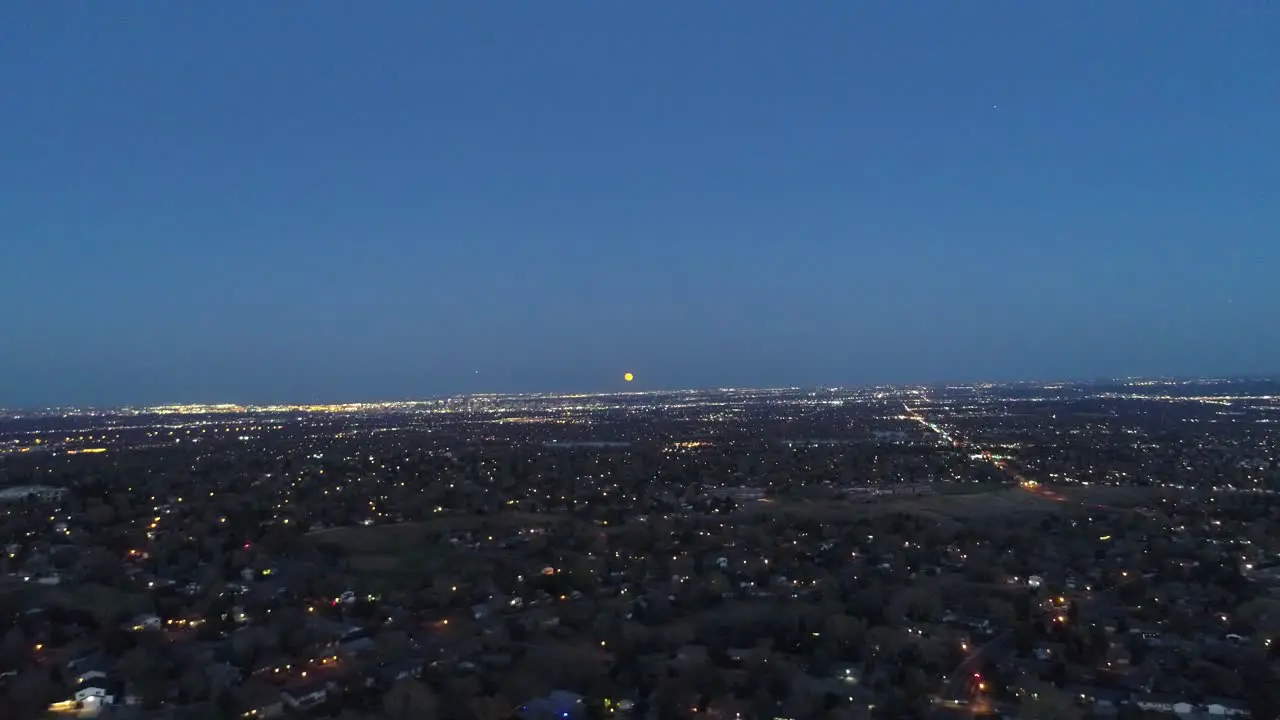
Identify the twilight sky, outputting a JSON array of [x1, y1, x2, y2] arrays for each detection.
[[3, 3, 1277, 406]]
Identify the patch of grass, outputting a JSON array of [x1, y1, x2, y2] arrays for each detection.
[[906, 489, 1069, 519], [29, 583, 152, 624], [307, 511, 559, 553], [1065, 484, 1163, 506], [740, 487, 1068, 524], [346, 555, 401, 572]]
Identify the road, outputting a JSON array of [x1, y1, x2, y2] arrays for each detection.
[[931, 631, 1013, 718], [905, 402, 1114, 511]]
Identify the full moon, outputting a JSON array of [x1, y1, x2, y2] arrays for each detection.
[[623, 372, 634, 382]]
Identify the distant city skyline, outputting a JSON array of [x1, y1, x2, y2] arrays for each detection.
[[3, 373, 1276, 412], [4, 4, 1277, 407]]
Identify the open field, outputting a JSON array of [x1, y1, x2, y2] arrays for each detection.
[[0, 583, 153, 625], [1057, 483, 1165, 505], [901, 483, 1165, 518], [731, 489, 1049, 523], [303, 512, 567, 587], [305, 511, 560, 553], [303, 485, 1164, 581], [736, 483, 1163, 524]]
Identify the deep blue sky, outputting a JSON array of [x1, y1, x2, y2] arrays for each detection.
[[3, 3, 1277, 406]]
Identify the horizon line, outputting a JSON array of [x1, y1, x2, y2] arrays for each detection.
[[3, 372, 1275, 414]]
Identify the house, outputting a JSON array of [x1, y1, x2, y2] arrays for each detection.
[[48, 680, 128, 715], [74, 684, 114, 705], [1033, 642, 1064, 661], [125, 614, 162, 632], [60, 676, 133, 712], [1128, 624, 1164, 645], [281, 677, 330, 709], [67, 652, 114, 685], [1065, 685, 1130, 712], [234, 679, 284, 718], [76, 666, 110, 685], [673, 645, 708, 667], [377, 657, 426, 686], [0, 485, 66, 502], [520, 690, 584, 720], [308, 616, 364, 644], [1204, 697, 1251, 717], [727, 646, 767, 664], [337, 636, 376, 659], [1115, 670, 1154, 694], [832, 664, 862, 685], [1133, 693, 1193, 715], [206, 661, 242, 690]]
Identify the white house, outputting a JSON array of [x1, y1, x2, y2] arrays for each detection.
[[281, 679, 329, 709], [74, 686, 113, 704], [0, 485, 67, 503], [1205, 700, 1251, 716], [1134, 695, 1193, 715], [126, 614, 162, 631]]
